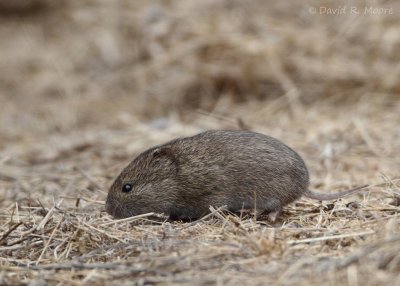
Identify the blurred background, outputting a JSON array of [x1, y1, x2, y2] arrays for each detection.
[[0, 0, 399, 206]]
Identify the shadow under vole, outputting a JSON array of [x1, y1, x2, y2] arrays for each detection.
[[106, 130, 368, 221]]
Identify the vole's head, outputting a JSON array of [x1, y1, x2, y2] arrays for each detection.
[[105, 146, 179, 218]]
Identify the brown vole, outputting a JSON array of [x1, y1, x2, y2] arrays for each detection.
[[106, 130, 368, 220]]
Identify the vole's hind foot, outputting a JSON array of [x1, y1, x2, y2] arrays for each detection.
[[266, 209, 282, 223], [256, 208, 282, 223], [260, 199, 283, 222]]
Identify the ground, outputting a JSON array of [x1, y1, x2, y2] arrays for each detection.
[[0, 0, 399, 285]]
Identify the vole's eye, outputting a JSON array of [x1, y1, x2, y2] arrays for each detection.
[[122, 183, 133, 193]]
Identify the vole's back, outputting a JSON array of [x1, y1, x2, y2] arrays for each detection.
[[168, 130, 309, 213]]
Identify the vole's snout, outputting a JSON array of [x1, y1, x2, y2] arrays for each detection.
[[105, 196, 127, 219], [105, 196, 115, 216], [105, 196, 113, 214]]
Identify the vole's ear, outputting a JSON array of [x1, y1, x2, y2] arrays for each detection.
[[150, 147, 179, 173]]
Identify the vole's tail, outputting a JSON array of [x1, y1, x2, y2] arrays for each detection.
[[304, 184, 369, 201]]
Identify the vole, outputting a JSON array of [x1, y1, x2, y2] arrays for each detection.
[[105, 130, 368, 220]]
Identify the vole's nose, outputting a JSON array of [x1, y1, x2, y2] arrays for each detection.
[[105, 196, 117, 216], [105, 196, 129, 219]]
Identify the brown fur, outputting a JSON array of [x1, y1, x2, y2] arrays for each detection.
[[106, 130, 367, 220]]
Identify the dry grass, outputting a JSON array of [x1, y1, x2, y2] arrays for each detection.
[[1, 0, 400, 285]]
